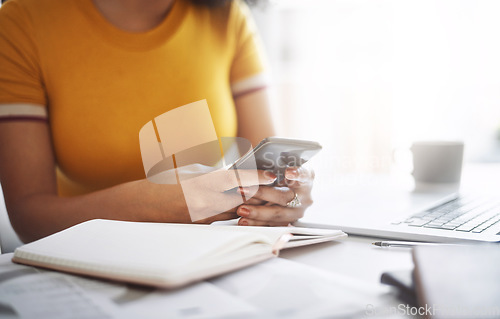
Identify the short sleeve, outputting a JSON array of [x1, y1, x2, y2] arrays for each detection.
[[229, 0, 269, 97], [0, 1, 48, 120]]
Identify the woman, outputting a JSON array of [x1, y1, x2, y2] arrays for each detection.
[[0, 0, 314, 242]]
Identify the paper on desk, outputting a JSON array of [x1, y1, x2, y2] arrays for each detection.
[[0, 254, 257, 319], [210, 258, 390, 319], [120, 282, 257, 319], [0, 253, 394, 319], [0, 272, 122, 319]]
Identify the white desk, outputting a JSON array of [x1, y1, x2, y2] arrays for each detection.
[[283, 163, 500, 317], [284, 163, 500, 283], [281, 235, 413, 287], [0, 163, 498, 318]]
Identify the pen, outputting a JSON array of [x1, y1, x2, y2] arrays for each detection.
[[372, 241, 446, 248]]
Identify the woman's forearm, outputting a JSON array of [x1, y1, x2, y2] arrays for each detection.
[[1, 121, 195, 243], [9, 179, 189, 243]]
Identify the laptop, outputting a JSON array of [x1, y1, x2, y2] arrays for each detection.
[[297, 188, 500, 243]]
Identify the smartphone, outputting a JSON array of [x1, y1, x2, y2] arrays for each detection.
[[231, 137, 322, 182]]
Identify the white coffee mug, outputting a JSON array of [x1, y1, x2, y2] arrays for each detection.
[[410, 141, 464, 184]]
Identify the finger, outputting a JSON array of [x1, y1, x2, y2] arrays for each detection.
[[195, 211, 239, 224], [237, 205, 305, 223], [234, 185, 269, 205], [242, 197, 267, 205], [238, 218, 290, 227], [243, 186, 295, 207], [236, 169, 277, 187], [235, 185, 259, 196], [285, 166, 315, 185], [213, 193, 247, 212], [207, 169, 276, 191], [225, 206, 238, 214]]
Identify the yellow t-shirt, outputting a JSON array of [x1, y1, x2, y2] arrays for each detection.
[[0, 0, 267, 196]]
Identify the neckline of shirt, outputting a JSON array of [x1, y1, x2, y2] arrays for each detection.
[[76, 0, 188, 51]]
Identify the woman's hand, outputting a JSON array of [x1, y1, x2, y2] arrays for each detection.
[[149, 166, 277, 224], [235, 166, 315, 226]]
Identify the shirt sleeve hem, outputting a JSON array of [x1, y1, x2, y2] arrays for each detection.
[[0, 103, 48, 120], [230, 72, 269, 97]]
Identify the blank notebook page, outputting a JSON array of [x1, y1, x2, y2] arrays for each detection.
[[15, 220, 271, 275]]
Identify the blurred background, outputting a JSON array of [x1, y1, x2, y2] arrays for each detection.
[[250, 0, 500, 183], [1, 0, 498, 182]]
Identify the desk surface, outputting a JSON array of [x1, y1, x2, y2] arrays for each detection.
[[286, 163, 500, 279], [281, 235, 413, 286], [283, 163, 500, 317], [1, 163, 498, 318]]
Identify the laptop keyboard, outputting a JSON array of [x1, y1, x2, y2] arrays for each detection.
[[392, 197, 500, 234]]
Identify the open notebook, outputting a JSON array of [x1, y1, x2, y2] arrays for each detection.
[[12, 219, 346, 288]]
